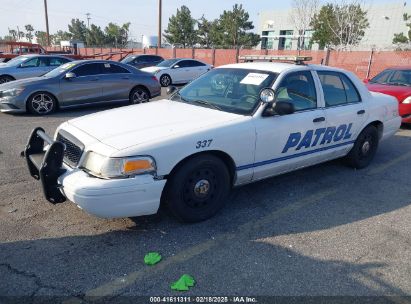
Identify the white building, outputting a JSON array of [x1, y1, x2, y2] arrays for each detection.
[[259, 1, 411, 51]]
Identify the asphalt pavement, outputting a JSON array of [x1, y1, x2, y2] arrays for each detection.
[[0, 89, 410, 301]]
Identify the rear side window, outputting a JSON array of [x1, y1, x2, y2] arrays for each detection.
[[190, 60, 206, 67], [318, 71, 361, 107], [101, 63, 130, 74], [49, 57, 70, 66], [72, 63, 101, 76]]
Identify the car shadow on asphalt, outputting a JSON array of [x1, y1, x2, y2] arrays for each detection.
[[1, 132, 410, 297]]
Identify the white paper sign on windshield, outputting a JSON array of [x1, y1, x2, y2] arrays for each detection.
[[240, 73, 269, 85]]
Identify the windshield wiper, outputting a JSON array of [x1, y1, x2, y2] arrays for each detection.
[[191, 99, 223, 111]]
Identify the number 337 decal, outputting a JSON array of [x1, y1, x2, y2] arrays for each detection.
[[196, 139, 213, 149]]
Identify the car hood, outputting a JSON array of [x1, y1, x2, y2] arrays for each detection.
[[67, 99, 244, 150], [0, 77, 47, 90], [140, 66, 168, 73], [366, 83, 411, 102]]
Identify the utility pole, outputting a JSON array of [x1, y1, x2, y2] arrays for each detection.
[[86, 13, 91, 28], [43, 0, 50, 45], [157, 0, 162, 48]]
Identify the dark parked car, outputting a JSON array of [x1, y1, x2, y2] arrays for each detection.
[[0, 60, 161, 115], [120, 55, 164, 69]]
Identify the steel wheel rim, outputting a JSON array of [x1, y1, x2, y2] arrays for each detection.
[[182, 167, 218, 208], [161, 76, 170, 86], [358, 134, 373, 160], [132, 90, 148, 104], [31, 94, 53, 114]]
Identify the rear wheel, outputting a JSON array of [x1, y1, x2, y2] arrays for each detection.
[[165, 155, 231, 223], [345, 125, 379, 169], [0, 75, 14, 84], [129, 87, 150, 104], [27, 92, 57, 115], [160, 74, 171, 87]]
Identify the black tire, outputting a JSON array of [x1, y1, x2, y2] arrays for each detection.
[[27, 92, 57, 115], [129, 86, 150, 104], [165, 154, 231, 223], [0, 75, 14, 84], [159, 74, 172, 87], [345, 125, 379, 169]]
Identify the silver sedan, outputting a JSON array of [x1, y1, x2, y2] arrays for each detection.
[[0, 60, 161, 115], [0, 54, 72, 83]]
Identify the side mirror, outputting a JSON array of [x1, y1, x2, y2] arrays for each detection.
[[363, 78, 370, 84], [274, 101, 295, 115], [167, 86, 178, 95], [259, 88, 275, 103], [65, 72, 76, 79], [173, 65, 179, 69]]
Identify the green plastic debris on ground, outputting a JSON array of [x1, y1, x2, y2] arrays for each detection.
[[171, 274, 196, 291], [144, 252, 162, 265]]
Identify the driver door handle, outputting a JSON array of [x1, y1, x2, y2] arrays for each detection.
[[313, 117, 325, 123]]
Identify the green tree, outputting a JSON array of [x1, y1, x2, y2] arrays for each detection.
[[53, 30, 72, 45], [164, 5, 197, 48], [393, 32, 409, 44], [86, 24, 107, 46], [35, 31, 49, 45], [310, 3, 369, 50], [197, 16, 213, 48], [217, 4, 260, 48], [68, 18, 87, 42], [24, 24, 34, 42], [8, 29, 17, 41], [104, 22, 130, 47], [392, 13, 411, 44]]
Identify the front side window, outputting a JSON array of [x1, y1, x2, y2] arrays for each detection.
[[171, 68, 277, 115], [275, 71, 317, 111], [72, 63, 101, 77], [157, 59, 180, 67], [318, 71, 361, 107], [21, 57, 39, 68], [49, 57, 70, 66]]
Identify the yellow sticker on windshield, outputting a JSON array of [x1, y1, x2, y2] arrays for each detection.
[[240, 73, 269, 86], [61, 63, 76, 70]]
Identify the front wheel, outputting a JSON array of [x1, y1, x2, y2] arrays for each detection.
[[129, 87, 150, 104], [159, 74, 171, 87], [345, 125, 379, 169], [0, 75, 14, 84], [165, 154, 231, 223], [27, 92, 57, 115]]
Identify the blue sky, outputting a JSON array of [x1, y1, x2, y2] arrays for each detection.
[[0, 0, 392, 41]]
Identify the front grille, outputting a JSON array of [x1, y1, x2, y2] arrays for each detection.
[[56, 132, 84, 167]]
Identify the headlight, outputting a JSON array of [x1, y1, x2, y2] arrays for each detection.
[[2, 88, 24, 97], [82, 152, 156, 178], [402, 96, 411, 104]]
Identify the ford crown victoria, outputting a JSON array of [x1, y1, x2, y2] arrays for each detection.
[[24, 57, 401, 222]]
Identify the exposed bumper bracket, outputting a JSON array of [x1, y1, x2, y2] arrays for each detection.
[[24, 127, 67, 204]]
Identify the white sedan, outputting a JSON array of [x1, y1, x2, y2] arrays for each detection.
[[24, 56, 401, 222], [141, 58, 212, 87]]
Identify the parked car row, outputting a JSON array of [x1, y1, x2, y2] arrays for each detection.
[[0, 54, 211, 115]]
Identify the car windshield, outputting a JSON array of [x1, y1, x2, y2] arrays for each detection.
[[5, 56, 29, 67], [120, 56, 136, 64], [157, 59, 179, 67], [43, 62, 77, 78], [370, 69, 411, 86], [170, 68, 278, 115]]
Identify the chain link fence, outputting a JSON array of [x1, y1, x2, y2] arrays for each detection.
[[45, 46, 411, 79]]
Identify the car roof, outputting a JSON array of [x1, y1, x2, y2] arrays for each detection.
[[20, 54, 71, 58], [382, 66, 411, 70], [218, 62, 352, 74]]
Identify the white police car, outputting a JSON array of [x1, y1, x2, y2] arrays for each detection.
[[24, 56, 401, 222]]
